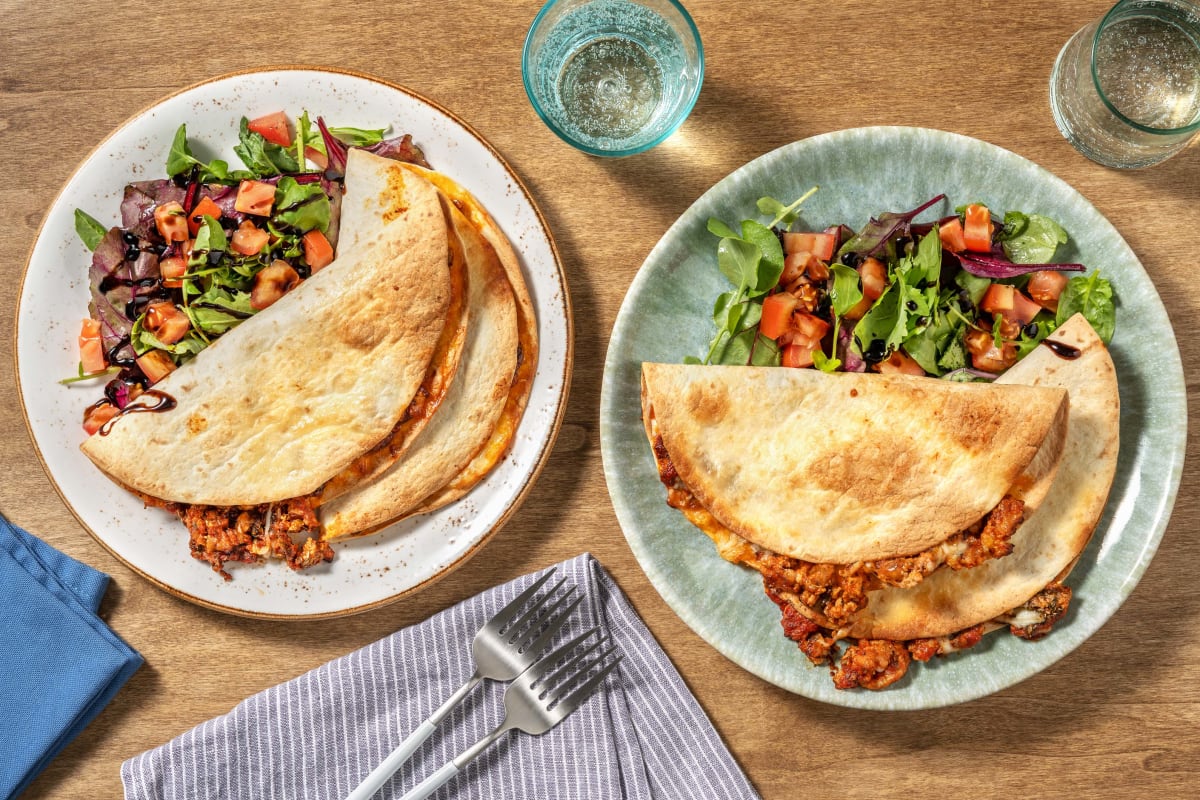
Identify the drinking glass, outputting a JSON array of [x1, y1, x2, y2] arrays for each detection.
[[1049, 0, 1200, 168], [522, 0, 704, 157]]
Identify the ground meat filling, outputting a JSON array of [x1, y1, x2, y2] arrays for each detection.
[[1004, 582, 1072, 639], [648, 418, 1072, 692], [766, 584, 839, 664], [173, 495, 331, 580], [908, 624, 987, 662], [832, 639, 912, 690], [650, 431, 1025, 628], [772, 585, 1073, 691]]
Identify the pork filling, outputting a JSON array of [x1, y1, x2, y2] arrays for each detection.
[[142, 493, 331, 580], [651, 430, 1024, 628], [648, 411, 1072, 692]]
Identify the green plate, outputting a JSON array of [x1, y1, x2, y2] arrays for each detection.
[[599, 127, 1186, 709]]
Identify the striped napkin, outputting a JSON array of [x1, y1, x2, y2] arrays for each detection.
[[122, 554, 758, 799]]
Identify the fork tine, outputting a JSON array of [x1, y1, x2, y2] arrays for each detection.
[[516, 593, 584, 655], [499, 577, 569, 637], [522, 627, 600, 682], [485, 568, 557, 632], [504, 580, 573, 642], [536, 634, 609, 692], [552, 655, 623, 717]]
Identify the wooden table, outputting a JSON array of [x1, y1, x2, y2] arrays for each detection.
[[3, 1, 1197, 797]]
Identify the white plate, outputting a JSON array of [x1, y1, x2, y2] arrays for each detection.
[[16, 68, 572, 619]]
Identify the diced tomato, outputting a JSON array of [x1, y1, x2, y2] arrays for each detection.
[[304, 146, 329, 170], [939, 218, 967, 253], [876, 350, 926, 376], [842, 295, 872, 320], [792, 311, 830, 341], [783, 232, 837, 262], [302, 229, 334, 272], [963, 204, 994, 252], [782, 341, 818, 369], [980, 283, 1042, 337], [83, 402, 120, 435], [159, 255, 187, 289], [250, 260, 301, 310], [79, 318, 102, 338], [806, 257, 830, 281], [859, 257, 887, 301], [980, 282, 1014, 315], [234, 180, 276, 216], [78, 318, 106, 374], [187, 196, 223, 236], [136, 350, 176, 384], [760, 293, 798, 340], [781, 251, 821, 285], [144, 302, 191, 345], [154, 201, 189, 242], [1028, 270, 1069, 312], [965, 327, 1018, 373], [1010, 290, 1042, 327], [247, 111, 293, 147], [231, 220, 270, 256]]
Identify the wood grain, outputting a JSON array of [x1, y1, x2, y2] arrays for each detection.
[[2, 1, 1197, 798]]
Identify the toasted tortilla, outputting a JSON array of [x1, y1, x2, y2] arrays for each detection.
[[847, 314, 1119, 640], [402, 165, 539, 515], [320, 200, 519, 539], [81, 150, 450, 506], [312, 189, 471, 505], [642, 363, 1068, 564]]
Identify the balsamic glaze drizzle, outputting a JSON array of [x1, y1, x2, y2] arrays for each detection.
[[1040, 338, 1082, 360], [97, 389, 177, 436]]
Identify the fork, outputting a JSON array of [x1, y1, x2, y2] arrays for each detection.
[[345, 568, 581, 800], [397, 627, 622, 800]]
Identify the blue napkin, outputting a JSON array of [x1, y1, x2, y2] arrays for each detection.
[[0, 514, 143, 800]]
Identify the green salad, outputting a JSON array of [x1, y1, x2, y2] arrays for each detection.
[[692, 191, 1116, 378]]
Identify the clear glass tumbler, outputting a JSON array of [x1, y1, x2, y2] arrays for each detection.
[[522, 0, 704, 157], [1049, 0, 1200, 168]]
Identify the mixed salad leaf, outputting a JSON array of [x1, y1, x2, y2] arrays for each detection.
[[695, 191, 1116, 381], [70, 111, 431, 434]]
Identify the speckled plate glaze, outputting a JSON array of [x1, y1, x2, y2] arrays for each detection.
[[16, 68, 571, 619], [600, 126, 1186, 709]]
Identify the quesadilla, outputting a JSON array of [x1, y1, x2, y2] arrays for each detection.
[[319, 201, 518, 538], [843, 313, 1119, 640], [645, 314, 1116, 690], [642, 361, 1070, 633], [768, 315, 1118, 689], [81, 150, 468, 576], [318, 165, 539, 538], [400, 165, 540, 517]]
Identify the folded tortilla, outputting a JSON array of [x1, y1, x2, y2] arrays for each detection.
[[642, 363, 1069, 564], [81, 150, 452, 506], [845, 313, 1119, 640], [320, 199, 519, 539], [401, 165, 539, 517]]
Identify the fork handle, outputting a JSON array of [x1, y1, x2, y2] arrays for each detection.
[[396, 761, 460, 800], [345, 720, 436, 800], [397, 725, 509, 800], [345, 673, 482, 800]]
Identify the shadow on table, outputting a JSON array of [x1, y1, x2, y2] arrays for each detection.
[[779, 491, 1199, 749], [588, 73, 827, 217]]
